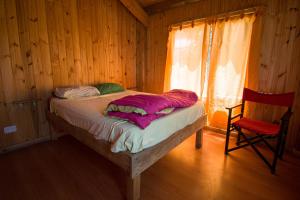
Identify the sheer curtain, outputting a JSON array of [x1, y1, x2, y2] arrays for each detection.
[[164, 22, 209, 97], [164, 14, 256, 130], [206, 15, 255, 129]]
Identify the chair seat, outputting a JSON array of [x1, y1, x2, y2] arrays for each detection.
[[233, 118, 280, 135]]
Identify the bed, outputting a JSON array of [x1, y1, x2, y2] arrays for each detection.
[[46, 90, 207, 200]]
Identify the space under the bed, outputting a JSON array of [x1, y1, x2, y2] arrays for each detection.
[[46, 111, 207, 200]]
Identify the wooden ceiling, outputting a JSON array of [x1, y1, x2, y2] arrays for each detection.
[[137, 0, 203, 14], [137, 0, 166, 7], [120, 0, 203, 26]]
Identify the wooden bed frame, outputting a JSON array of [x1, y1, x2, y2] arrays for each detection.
[[46, 111, 207, 200]]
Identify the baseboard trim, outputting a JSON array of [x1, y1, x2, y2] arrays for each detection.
[[204, 125, 238, 137], [204, 126, 226, 134], [0, 136, 51, 154]]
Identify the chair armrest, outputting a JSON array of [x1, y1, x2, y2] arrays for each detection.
[[281, 110, 293, 122], [225, 103, 243, 127], [225, 103, 243, 110]]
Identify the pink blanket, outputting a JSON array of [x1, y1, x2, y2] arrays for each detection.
[[106, 89, 198, 129]]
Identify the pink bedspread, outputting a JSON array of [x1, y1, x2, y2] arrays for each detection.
[[106, 89, 198, 129]]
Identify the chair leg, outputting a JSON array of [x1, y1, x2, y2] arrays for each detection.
[[236, 130, 241, 146], [240, 132, 273, 170], [225, 126, 231, 155], [279, 135, 287, 159], [271, 134, 283, 174], [225, 109, 232, 155]]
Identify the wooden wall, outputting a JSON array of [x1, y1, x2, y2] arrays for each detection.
[[144, 0, 300, 150], [136, 21, 147, 91], [0, 0, 140, 150], [1, 0, 300, 152]]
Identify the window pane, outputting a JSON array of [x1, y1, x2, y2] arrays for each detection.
[[170, 25, 206, 96]]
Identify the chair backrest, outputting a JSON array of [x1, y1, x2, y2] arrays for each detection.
[[242, 88, 294, 107]]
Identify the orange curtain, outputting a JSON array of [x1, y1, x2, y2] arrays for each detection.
[[164, 29, 175, 92], [206, 15, 256, 129], [164, 22, 209, 97], [164, 14, 256, 130]]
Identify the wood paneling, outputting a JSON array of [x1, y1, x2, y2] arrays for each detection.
[[137, 0, 166, 7], [0, 0, 140, 149], [144, 0, 204, 14], [120, 0, 149, 26], [144, 0, 300, 150], [136, 21, 147, 91], [46, 0, 137, 88]]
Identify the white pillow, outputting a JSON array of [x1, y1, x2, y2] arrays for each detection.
[[54, 86, 100, 99]]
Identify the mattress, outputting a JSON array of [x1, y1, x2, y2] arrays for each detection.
[[50, 90, 205, 153]]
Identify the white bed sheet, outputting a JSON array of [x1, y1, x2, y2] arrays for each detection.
[[50, 90, 205, 153]]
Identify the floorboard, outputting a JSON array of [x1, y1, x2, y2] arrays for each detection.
[[0, 131, 299, 200]]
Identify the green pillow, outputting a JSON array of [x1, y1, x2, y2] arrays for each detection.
[[95, 83, 125, 95]]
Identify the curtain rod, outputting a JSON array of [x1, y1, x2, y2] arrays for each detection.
[[170, 6, 266, 29]]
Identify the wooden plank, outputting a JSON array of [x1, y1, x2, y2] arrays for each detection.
[[55, 0, 68, 86], [62, 0, 76, 86], [25, 0, 43, 99], [107, 0, 118, 84], [36, 0, 53, 99], [0, 0, 16, 103], [119, 0, 149, 27], [137, 0, 166, 7], [45, 0, 61, 88], [145, 0, 203, 14], [70, 0, 82, 85], [91, 0, 100, 84], [4, 0, 27, 101], [136, 21, 146, 91], [118, 2, 126, 86], [127, 13, 137, 88], [82, 0, 94, 84], [77, 0, 89, 85]]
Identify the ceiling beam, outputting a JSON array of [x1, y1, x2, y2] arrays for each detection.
[[145, 0, 203, 14], [120, 0, 149, 27]]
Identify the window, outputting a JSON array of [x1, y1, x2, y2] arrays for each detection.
[[165, 14, 255, 129], [170, 25, 206, 96]]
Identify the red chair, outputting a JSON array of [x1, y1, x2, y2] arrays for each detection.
[[225, 88, 294, 174]]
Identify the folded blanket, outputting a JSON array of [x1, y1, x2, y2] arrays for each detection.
[[105, 89, 198, 129]]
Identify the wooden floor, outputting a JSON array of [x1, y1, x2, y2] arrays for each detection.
[[1, 131, 300, 200]]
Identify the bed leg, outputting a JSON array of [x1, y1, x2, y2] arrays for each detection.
[[195, 129, 203, 149], [127, 175, 141, 200]]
